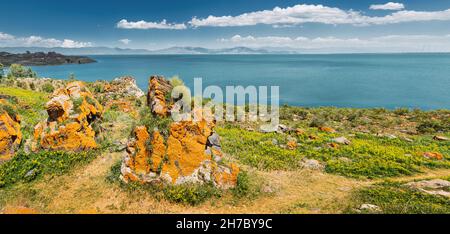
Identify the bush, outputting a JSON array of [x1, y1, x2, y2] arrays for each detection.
[[417, 120, 449, 134], [41, 82, 54, 93], [309, 117, 327, 128], [0, 63, 4, 78], [163, 183, 222, 206], [0, 150, 97, 188], [7, 64, 37, 78]]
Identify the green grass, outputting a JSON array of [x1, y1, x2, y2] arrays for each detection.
[[0, 86, 49, 139], [217, 124, 450, 178], [217, 125, 303, 170], [345, 181, 450, 214], [0, 150, 97, 188]]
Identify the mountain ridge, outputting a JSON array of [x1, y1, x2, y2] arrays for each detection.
[[0, 46, 296, 55]]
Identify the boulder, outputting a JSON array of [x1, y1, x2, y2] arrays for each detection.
[[300, 158, 324, 170], [359, 204, 381, 213], [433, 135, 449, 141], [405, 179, 450, 198], [332, 136, 351, 145], [0, 99, 22, 162], [103, 76, 145, 99], [319, 126, 336, 133], [147, 75, 173, 117], [121, 76, 239, 189], [33, 81, 103, 151]]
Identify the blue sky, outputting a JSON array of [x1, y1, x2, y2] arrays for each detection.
[[1, 0, 450, 52]]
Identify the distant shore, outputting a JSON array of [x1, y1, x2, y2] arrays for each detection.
[[0, 51, 96, 66]]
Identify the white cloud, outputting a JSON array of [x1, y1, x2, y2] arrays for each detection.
[[119, 39, 131, 45], [0, 32, 15, 40], [0, 32, 92, 48], [117, 19, 187, 30], [61, 39, 92, 48], [370, 2, 405, 11], [219, 34, 450, 52], [189, 4, 450, 27]]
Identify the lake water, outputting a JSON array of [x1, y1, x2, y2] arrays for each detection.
[[30, 54, 450, 110]]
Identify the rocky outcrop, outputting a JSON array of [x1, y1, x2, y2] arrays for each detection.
[[33, 81, 103, 151], [147, 75, 172, 117], [0, 99, 22, 162], [406, 179, 450, 198], [101, 76, 145, 99], [91, 76, 143, 118], [121, 76, 239, 189]]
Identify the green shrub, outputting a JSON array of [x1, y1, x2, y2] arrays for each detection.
[[229, 171, 263, 202], [139, 106, 173, 139], [309, 117, 326, 128], [163, 183, 222, 206], [0, 102, 18, 119], [0, 63, 4, 78], [417, 120, 449, 134], [41, 82, 54, 93], [72, 97, 84, 112], [7, 64, 37, 78], [0, 150, 97, 188]]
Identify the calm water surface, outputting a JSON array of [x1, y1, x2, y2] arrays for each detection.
[[30, 54, 450, 109]]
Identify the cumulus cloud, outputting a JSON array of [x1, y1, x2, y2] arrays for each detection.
[[189, 4, 450, 27], [219, 34, 450, 52], [0, 32, 92, 48], [119, 38, 131, 45], [370, 2, 405, 11], [117, 19, 187, 30]]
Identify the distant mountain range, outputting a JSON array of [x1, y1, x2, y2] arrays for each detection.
[[0, 46, 299, 55]]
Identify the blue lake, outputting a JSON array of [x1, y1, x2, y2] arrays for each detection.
[[30, 54, 450, 110]]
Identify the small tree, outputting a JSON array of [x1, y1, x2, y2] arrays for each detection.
[[7, 64, 37, 79], [0, 63, 4, 78]]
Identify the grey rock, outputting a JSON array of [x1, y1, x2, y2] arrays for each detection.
[[433, 135, 449, 141], [24, 169, 38, 179], [332, 136, 351, 145], [405, 179, 450, 198], [359, 204, 381, 212], [271, 138, 278, 145], [300, 158, 324, 170], [207, 132, 221, 147]]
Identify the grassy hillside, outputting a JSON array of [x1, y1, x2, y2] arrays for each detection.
[[0, 84, 449, 214]]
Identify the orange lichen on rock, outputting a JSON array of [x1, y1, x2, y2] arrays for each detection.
[[287, 140, 298, 150], [319, 126, 336, 133], [121, 75, 239, 189], [327, 142, 339, 149], [295, 128, 305, 135], [147, 75, 172, 117], [1, 206, 39, 214], [33, 81, 103, 152], [105, 99, 138, 118], [422, 152, 443, 160], [121, 118, 239, 189], [0, 99, 22, 162]]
